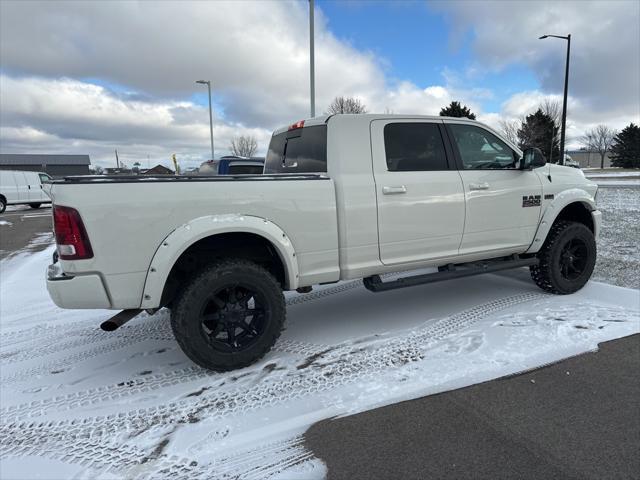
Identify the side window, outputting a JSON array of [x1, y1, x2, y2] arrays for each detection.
[[383, 123, 448, 171], [449, 124, 517, 170], [227, 164, 264, 175], [39, 173, 52, 183], [264, 125, 327, 174]]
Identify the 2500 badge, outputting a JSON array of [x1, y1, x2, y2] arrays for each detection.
[[522, 195, 541, 207]]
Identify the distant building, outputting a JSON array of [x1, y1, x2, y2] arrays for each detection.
[[566, 150, 613, 169], [104, 167, 133, 175], [140, 164, 174, 175], [0, 154, 91, 178]]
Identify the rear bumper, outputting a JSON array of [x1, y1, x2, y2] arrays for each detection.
[[46, 262, 111, 309]]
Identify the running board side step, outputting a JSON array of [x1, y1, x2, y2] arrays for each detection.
[[363, 256, 539, 293]]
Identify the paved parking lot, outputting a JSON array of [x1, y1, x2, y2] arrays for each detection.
[[305, 334, 640, 480], [0, 205, 52, 260]]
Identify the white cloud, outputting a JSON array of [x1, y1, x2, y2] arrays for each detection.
[[1, 0, 637, 164], [0, 75, 273, 168], [0, 1, 474, 166], [432, 0, 640, 120], [479, 89, 636, 149], [0, 0, 388, 128]]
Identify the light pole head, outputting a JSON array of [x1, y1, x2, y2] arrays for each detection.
[[195, 80, 210, 85], [539, 34, 570, 40]]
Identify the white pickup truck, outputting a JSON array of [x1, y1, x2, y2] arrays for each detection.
[[46, 115, 600, 371]]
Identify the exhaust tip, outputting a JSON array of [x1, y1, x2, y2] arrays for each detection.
[[100, 321, 118, 332]]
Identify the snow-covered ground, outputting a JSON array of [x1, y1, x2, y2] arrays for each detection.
[[593, 187, 640, 288], [584, 171, 640, 177], [584, 169, 640, 187], [1, 189, 639, 480]]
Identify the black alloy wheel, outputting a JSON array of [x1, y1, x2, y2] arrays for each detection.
[[171, 259, 286, 371], [199, 284, 269, 353], [558, 238, 589, 281], [530, 220, 596, 294]]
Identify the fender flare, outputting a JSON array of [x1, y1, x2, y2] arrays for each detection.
[[139, 214, 299, 309], [525, 188, 598, 254]]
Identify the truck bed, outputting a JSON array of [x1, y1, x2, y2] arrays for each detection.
[[49, 173, 339, 308]]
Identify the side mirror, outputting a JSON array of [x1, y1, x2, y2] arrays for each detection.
[[520, 147, 547, 169]]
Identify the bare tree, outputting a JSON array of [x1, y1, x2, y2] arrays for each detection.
[[499, 119, 521, 145], [580, 125, 617, 169], [229, 135, 258, 157], [327, 96, 368, 114]]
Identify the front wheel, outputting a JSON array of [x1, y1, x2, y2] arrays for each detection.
[[0, 197, 6, 214], [171, 259, 285, 371], [530, 220, 596, 294], [29, 203, 41, 209]]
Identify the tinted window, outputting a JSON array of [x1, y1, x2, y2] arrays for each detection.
[[228, 164, 264, 175], [384, 123, 448, 171], [264, 125, 327, 174], [449, 124, 517, 169]]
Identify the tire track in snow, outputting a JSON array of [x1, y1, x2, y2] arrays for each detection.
[[2, 293, 542, 421], [1, 292, 546, 480], [1, 429, 311, 480], [1, 282, 354, 376], [2, 339, 326, 420], [3, 294, 545, 428]]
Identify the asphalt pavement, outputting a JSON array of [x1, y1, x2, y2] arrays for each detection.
[[0, 205, 52, 260], [305, 334, 640, 480]]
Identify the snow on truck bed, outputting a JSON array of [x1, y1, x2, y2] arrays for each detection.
[[1, 245, 638, 480]]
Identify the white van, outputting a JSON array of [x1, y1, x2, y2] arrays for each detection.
[[0, 170, 52, 213]]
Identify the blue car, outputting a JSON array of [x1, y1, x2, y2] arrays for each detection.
[[199, 156, 265, 175]]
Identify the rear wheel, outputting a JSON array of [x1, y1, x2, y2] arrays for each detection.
[[0, 197, 6, 214], [171, 259, 285, 371], [29, 203, 41, 209], [530, 220, 596, 294]]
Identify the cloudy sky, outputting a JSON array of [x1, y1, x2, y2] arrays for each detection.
[[1, 0, 638, 169]]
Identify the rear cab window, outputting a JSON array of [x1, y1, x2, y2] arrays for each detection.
[[383, 123, 449, 171], [264, 125, 327, 174]]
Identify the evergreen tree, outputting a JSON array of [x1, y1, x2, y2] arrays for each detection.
[[609, 123, 640, 168], [517, 109, 560, 163], [439, 101, 476, 120]]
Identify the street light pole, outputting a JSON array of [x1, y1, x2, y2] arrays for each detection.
[[539, 34, 571, 165], [309, 0, 315, 117], [196, 80, 215, 160]]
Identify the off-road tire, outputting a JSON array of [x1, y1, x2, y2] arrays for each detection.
[[530, 220, 596, 294], [171, 259, 285, 371], [29, 203, 41, 209]]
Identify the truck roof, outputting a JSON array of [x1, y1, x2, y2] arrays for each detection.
[[272, 114, 488, 135], [271, 114, 521, 155]]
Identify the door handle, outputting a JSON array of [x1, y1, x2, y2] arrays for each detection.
[[382, 185, 407, 195], [469, 182, 490, 191]]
